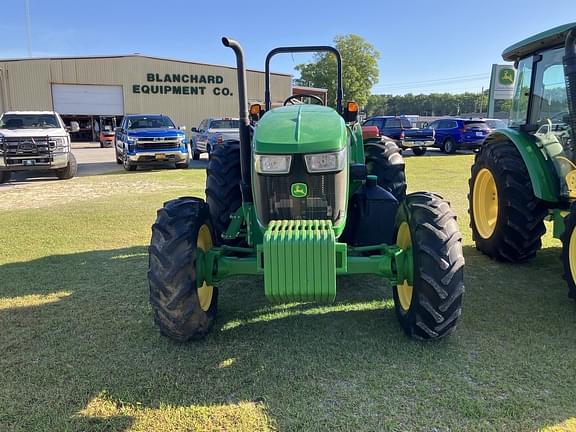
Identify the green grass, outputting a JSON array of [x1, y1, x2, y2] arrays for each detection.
[[1, 156, 576, 431]]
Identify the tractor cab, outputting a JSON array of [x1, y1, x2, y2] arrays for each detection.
[[504, 22, 576, 198], [469, 22, 576, 303]]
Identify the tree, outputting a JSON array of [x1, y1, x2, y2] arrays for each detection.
[[295, 34, 380, 108]]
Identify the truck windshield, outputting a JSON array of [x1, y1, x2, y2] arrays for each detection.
[[0, 114, 60, 129], [127, 116, 175, 129], [210, 119, 239, 129]]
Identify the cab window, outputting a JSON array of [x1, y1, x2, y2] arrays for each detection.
[[530, 47, 568, 127]]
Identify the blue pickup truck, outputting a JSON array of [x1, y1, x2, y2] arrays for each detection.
[[362, 116, 435, 156], [114, 114, 189, 171]]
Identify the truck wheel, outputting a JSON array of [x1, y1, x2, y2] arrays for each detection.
[[192, 151, 201, 160], [561, 205, 576, 302], [122, 149, 137, 171], [0, 171, 11, 184], [443, 138, 456, 154], [412, 147, 427, 156], [365, 140, 407, 202], [394, 192, 464, 339], [148, 197, 218, 341], [114, 141, 122, 164], [468, 139, 547, 261], [205, 140, 244, 245], [56, 153, 78, 180]]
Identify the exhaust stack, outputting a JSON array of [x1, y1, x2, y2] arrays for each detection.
[[222, 37, 253, 203]]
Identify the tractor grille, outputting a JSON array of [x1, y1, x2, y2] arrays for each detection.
[[253, 155, 346, 226]]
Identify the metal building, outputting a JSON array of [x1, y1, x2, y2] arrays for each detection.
[[0, 54, 292, 140]]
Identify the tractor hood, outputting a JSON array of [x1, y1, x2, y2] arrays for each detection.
[[253, 105, 346, 154]]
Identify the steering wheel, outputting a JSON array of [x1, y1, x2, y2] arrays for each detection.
[[283, 93, 325, 106]]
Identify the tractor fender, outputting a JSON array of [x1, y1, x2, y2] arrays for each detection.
[[483, 129, 559, 203]]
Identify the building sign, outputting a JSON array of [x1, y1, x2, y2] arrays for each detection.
[[132, 73, 233, 96], [487, 64, 517, 117]]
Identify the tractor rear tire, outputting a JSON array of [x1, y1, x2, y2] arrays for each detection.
[[468, 139, 547, 261], [393, 192, 464, 339], [148, 197, 218, 341], [56, 153, 78, 180], [561, 205, 576, 302], [365, 140, 407, 202], [205, 140, 244, 245]]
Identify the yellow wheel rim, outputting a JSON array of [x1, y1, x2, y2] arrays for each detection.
[[396, 221, 413, 311], [569, 227, 576, 285], [473, 168, 499, 239], [196, 224, 214, 312]]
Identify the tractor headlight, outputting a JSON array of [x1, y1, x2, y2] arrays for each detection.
[[304, 148, 346, 173], [254, 154, 292, 174]]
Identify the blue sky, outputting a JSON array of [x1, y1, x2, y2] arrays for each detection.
[[1, 0, 575, 95]]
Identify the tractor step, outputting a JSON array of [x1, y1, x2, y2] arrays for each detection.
[[259, 220, 345, 303]]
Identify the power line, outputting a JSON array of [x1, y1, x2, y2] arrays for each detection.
[[374, 73, 490, 89]]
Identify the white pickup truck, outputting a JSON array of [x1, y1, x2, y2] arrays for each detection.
[[0, 111, 79, 184]]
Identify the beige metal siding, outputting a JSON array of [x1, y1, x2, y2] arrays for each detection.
[[0, 56, 292, 131]]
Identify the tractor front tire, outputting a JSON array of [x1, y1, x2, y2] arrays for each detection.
[[468, 139, 547, 261], [365, 140, 407, 202], [561, 205, 576, 302], [148, 197, 218, 341], [394, 192, 464, 339], [205, 140, 243, 245]]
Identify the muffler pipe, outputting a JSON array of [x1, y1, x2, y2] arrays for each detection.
[[222, 37, 253, 203]]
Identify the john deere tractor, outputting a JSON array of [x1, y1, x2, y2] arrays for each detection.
[[469, 23, 576, 301], [147, 38, 465, 341]]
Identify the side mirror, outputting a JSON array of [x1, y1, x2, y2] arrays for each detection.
[[191, 127, 198, 133], [68, 121, 80, 133], [343, 101, 359, 123], [179, 125, 187, 131]]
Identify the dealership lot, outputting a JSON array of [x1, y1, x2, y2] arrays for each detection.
[[2, 153, 575, 431]]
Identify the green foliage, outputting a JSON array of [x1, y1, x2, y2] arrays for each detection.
[[295, 34, 380, 108], [366, 90, 493, 116]]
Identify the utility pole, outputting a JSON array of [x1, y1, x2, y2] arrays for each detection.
[[25, 0, 32, 57]]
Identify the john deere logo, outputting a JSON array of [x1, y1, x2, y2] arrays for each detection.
[[498, 68, 515, 86], [291, 182, 308, 198]]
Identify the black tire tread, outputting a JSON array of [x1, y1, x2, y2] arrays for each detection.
[[560, 204, 576, 301], [365, 140, 407, 202], [394, 192, 465, 340], [205, 140, 244, 245], [468, 139, 547, 262], [56, 153, 78, 180], [148, 197, 218, 341]]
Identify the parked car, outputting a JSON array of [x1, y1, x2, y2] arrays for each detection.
[[0, 111, 79, 184], [425, 118, 489, 153], [114, 114, 189, 171], [362, 116, 435, 156], [191, 117, 240, 159]]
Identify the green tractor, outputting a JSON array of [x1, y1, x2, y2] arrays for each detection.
[[147, 38, 465, 341], [469, 23, 576, 300]]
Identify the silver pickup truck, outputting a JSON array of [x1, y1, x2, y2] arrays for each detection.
[[190, 117, 239, 159], [0, 111, 79, 184]]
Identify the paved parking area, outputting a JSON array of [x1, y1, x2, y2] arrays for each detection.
[[0, 142, 209, 189]]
